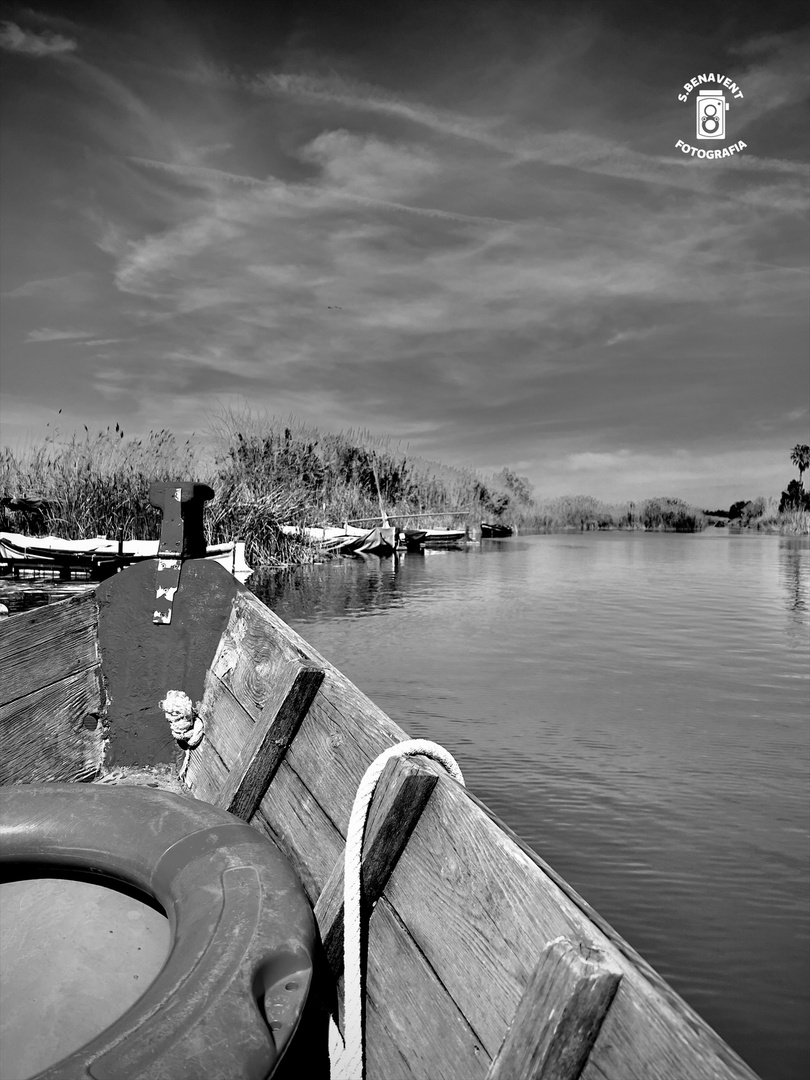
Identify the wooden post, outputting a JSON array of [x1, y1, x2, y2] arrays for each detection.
[[314, 755, 440, 985], [486, 937, 622, 1080], [214, 662, 325, 821]]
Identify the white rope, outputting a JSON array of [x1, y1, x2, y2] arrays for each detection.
[[158, 690, 204, 781], [329, 739, 464, 1080]]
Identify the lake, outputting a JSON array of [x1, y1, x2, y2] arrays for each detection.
[[252, 530, 809, 1080]]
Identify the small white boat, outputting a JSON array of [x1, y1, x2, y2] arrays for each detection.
[[0, 532, 252, 583]]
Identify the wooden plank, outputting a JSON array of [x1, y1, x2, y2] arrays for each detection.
[[314, 755, 439, 981], [0, 666, 106, 784], [215, 662, 324, 820], [364, 899, 492, 1080], [486, 938, 621, 1080], [182, 728, 229, 803], [0, 592, 100, 706], [253, 760, 345, 906], [209, 591, 314, 721], [184, 592, 760, 1080], [579, 970, 761, 1080], [195, 674, 255, 766]]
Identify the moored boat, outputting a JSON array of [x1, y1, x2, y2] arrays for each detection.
[[480, 522, 513, 538], [279, 523, 397, 557], [0, 480, 761, 1080], [0, 531, 253, 582], [421, 527, 466, 546]]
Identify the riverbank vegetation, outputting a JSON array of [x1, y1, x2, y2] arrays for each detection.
[[1, 421, 807, 566]]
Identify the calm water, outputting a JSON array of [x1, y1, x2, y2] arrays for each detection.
[[253, 531, 810, 1080]]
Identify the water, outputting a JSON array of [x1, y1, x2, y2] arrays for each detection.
[[253, 531, 810, 1080]]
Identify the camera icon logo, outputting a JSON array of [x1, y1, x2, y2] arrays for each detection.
[[696, 88, 728, 140]]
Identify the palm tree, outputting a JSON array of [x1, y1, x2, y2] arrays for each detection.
[[790, 444, 810, 491]]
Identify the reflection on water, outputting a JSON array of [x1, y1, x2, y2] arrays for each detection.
[[252, 533, 809, 1080], [779, 539, 808, 644]]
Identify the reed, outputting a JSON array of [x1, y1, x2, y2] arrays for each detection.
[[1, 416, 485, 565], [207, 407, 481, 532], [0, 416, 728, 570], [0, 427, 196, 541]]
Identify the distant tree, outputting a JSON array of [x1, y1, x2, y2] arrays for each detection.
[[728, 500, 748, 520], [779, 479, 810, 513], [790, 444, 810, 490], [495, 468, 534, 506]]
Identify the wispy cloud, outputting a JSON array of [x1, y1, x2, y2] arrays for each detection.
[[1, 4, 807, 503], [0, 21, 77, 57], [25, 328, 94, 343]]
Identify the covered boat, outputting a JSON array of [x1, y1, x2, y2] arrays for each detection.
[[0, 480, 761, 1080], [480, 522, 513, 538]]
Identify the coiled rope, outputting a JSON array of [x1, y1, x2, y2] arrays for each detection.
[[329, 739, 464, 1080], [158, 690, 205, 781]]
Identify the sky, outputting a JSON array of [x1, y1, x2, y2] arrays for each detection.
[[0, 0, 808, 509]]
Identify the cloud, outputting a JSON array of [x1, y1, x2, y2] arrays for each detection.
[[25, 328, 94, 343], [604, 327, 660, 348], [0, 22, 77, 57], [255, 71, 506, 150], [730, 28, 810, 122], [2, 273, 93, 299], [1, 3, 806, 511]]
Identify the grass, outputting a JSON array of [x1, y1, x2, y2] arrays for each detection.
[[514, 495, 707, 532], [0, 415, 487, 566], [9, 414, 796, 572]]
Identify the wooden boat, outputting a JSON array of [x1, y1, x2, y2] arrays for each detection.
[[279, 523, 366, 554], [279, 524, 397, 557], [0, 481, 761, 1080], [397, 528, 428, 550], [481, 522, 513, 538], [0, 531, 253, 583], [421, 527, 466, 546]]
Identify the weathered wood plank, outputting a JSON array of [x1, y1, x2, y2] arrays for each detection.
[[208, 590, 313, 721], [314, 755, 439, 981], [0, 666, 106, 783], [0, 592, 100, 707], [181, 727, 229, 803], [215, 662, 324, 820], [381, 771, 588, 1057], [486, 938, 621, 1080], [364, 899, 492, 1080], [579, 968, 760, 1080], [195, 673, 255, 765], [253, 760, 344, 905], [184, 590, 760, 1080]]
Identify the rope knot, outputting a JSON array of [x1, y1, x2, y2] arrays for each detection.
[[159, 690, 204, 780]]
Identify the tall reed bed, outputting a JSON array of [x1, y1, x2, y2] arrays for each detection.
[[513, 495, 706, 532], [0, 425, 313, 566], [208, 408, 483, 531], [1, 415, 489, 566], [0, 427, 195, 540]]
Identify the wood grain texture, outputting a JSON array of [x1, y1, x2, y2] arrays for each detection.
[[314, 755, 439, 980], [364, 899, 492, 1080], [486, 938, 621, 1080], [0, 592, 100, 707], [183, 589, 761, 1080], [215, 663, 324, 820], [0, 666, 106, 783], [252, 760, 344, 906]]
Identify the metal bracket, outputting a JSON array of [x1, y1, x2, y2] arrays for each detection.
[[148, 482, 214, 625]]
